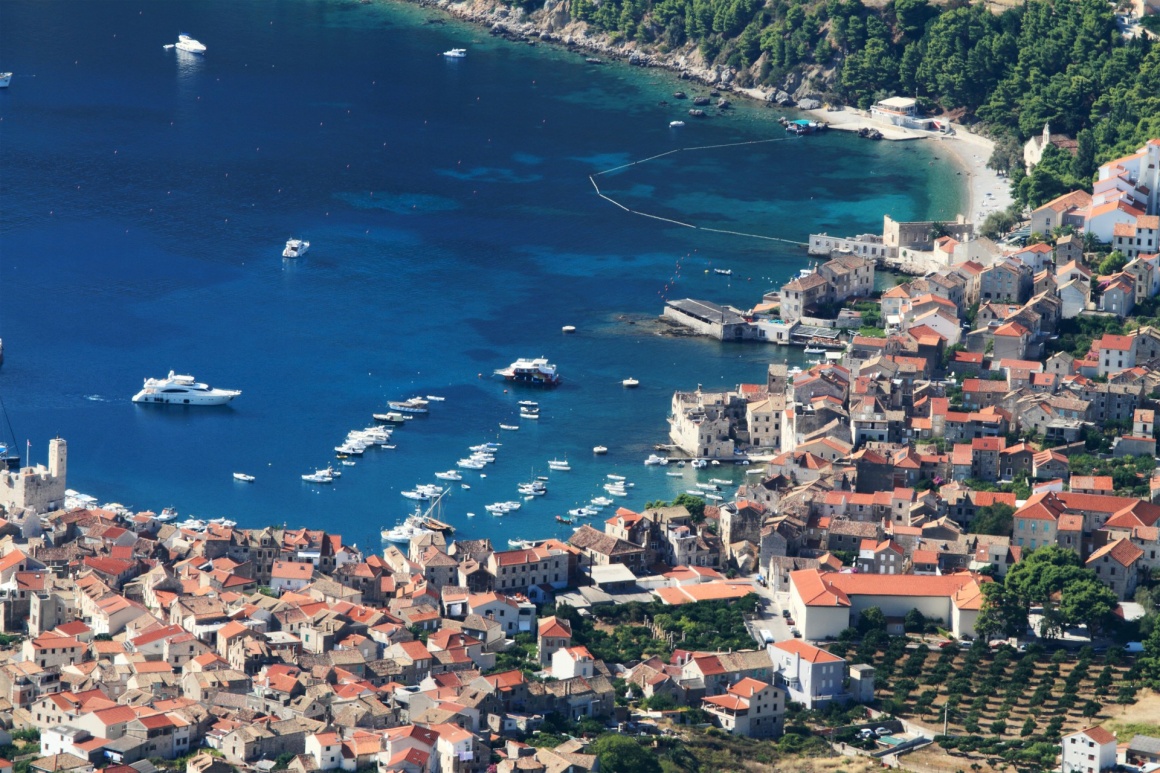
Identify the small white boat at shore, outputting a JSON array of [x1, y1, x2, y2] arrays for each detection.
[[803, 346, 826, 354], [233, 472, 255, 482], [644, 454, 668, 466], [443, 48, 467, 58]]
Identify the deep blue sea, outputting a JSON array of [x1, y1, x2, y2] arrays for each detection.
[[0, 0, 963, 551]]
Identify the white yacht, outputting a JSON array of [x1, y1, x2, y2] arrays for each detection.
[[443, 48, 467, 58], [593, 446, 608, 455], [174, 34, 206, 54], [132, 371, 241, 405], [283, 238, 310, 258], [644, 454, 669, 466], [547, 459, 570, 471], [669, 120, 685, 128], [622, 378, 640, 388], [435, 470, 463, 481], [233, 472, 255, 482], [381, 516, 432, 543], [0, 73, 11, 88]]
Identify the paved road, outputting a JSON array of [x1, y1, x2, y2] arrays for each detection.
[[743, 583, 794, 644]]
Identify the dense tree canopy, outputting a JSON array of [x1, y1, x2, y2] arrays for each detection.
[[975, 545, 1119, 640], [555, 0, 1158, 208], [588, 735, 664, 773]]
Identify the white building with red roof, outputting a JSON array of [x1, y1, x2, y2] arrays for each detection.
[[551, 645, 595, 680], [769, 640, 847, 708], [787, 569, 986, 641], [1062, 726, 1118, 773]]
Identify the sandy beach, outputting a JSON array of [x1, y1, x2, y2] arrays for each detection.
[[932, 127, 1016, 226], [798, 105, 1015, 225]]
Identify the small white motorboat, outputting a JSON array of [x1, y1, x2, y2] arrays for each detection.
[[435, 470, 463, 481], [302, 472, 333, 484], [500, 424, 520, 431], [342, 460, 357, 466], [669, 120, 685, 128], [562, 325, 576, 334], [666, 471, 683, 477], [519, 410, 539, 420], [461, 483, 471, 490], [283, 238, 310, 258], [443, 48, 467, 58], [233, 472, 255, 482], [714, 268, 732, 276], [593, 446, 608, 455], [548, 459, 571, 471], [803, 346, 826, 354], [622, 378, 640, 388], [425, 395, 446, 401], [607, 474, 626, 481]]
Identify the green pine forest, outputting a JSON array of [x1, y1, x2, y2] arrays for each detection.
[[552, 0, 1160, 208]]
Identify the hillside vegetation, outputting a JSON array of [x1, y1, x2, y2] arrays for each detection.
[[550, 0, 1159, 206]]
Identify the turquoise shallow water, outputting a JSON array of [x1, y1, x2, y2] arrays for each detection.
[[0, 0, 963, 550]]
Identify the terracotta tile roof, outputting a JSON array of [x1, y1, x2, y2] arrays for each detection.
[[1098, 334, 1135, 352], [1086, 538, 1144, 568], [789, 569, 850, 607], [771, 640, 842, 663], [1078, 726, 1117, 745]]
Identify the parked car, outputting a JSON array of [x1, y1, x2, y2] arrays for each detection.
[[1125, 641, 1145, 653], [791, 628, 801, 638], [875, 727, 892, 737], [782, 609, 791, 618], [858, 729, 875, 739]]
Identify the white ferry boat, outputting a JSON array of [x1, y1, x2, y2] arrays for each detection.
[[283, 238, 310, 258], [132, 371, 241, 405], [494, 357, 561, 387]]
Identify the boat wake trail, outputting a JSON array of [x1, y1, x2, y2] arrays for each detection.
[[588, 137, 810, 247]]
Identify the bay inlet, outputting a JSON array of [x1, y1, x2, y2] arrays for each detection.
[[0, 0, 965, 550]]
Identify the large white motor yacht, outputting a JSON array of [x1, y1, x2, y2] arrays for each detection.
[[132, 371, 241, 405], [174, 34, 206, 54], [0, 73, 12, 88]]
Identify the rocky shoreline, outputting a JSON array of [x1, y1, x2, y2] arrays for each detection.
[[408, 0, 830, 106]]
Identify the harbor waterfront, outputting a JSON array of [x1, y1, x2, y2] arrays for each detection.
[[0, 0, 965, 551]]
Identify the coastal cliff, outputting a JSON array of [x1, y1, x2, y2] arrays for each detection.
[[414, 0, 834, 103]]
